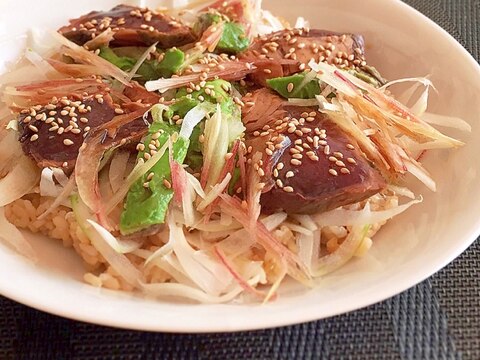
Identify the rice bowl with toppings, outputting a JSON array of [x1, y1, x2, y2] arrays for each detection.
[[0, 0, 474, 311]]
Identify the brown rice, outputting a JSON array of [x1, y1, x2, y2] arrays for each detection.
[[5, 192, 396, 293]]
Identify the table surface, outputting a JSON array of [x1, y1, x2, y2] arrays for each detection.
[[1, 0, 479, 359]]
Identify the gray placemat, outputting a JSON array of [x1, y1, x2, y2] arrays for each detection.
[[0, 1, 479, 359]]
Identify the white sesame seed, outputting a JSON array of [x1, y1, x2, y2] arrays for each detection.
[[286, 171, 294, 178], [28, 125, 39, 133], [340, 168, 351, 174], [329, 169, 338, 176], [63, 139, 74, 146], [30, 134, 39, 142], [283, 186, 294, 193]]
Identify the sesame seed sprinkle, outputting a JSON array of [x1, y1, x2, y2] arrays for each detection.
[[329, 169, 338, 176], [63, 139, 74, 146], [28, 125, 39, 133]]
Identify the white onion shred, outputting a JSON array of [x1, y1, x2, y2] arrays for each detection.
[[421, 112, 472, 132], [87, 220, 141, 254], [186, 172, 206, 199], [168, 215, 233, 295], [140, 281, 248, 304], [37, 175, 76, 220], [127, 42, 158, 82], [39, 167, 69, 197], [87, 220, 143, 285], [0, 130, 20, 174], [197, 173, 232, 211], [315, 197, 422, 227], [294, 17, 310, 29], [109, 151, 130, 193], [0, 207, 37, 261], [0, 156, 40, 207], [179, 103, 212, 140]]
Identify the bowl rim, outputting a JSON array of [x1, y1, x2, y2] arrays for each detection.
[[0, 0, 479, 333]]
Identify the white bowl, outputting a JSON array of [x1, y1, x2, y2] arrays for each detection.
[[0, 0, 479, 332]]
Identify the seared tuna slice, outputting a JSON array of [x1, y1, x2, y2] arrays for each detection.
[[240, 29, 367, 86], [59, 5, 195, 48], [242, 89, 386, 214]]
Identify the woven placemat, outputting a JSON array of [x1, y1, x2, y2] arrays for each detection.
[[1, 1, 479, 359]]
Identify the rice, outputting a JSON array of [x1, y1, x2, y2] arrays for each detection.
[[4, 194, 168, 291], [4, 191, 397, 294]]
